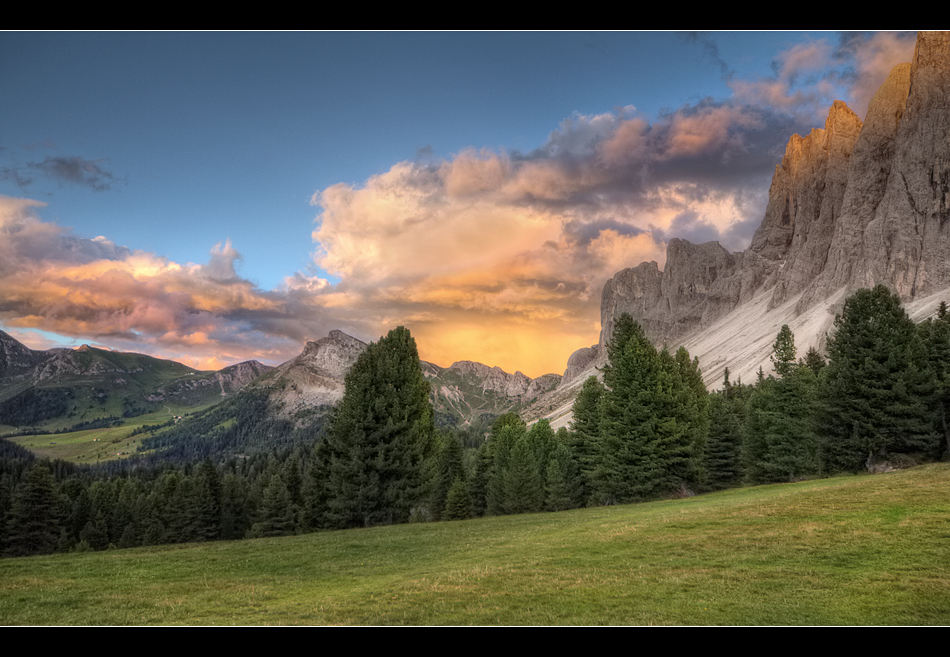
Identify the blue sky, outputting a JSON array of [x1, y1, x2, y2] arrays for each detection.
[[0, 31, 919, 375]]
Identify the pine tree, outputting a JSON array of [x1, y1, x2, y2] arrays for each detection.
[[801, 347, 826, 377], [743, 326, 820, 482], [919, 309, 950, 459], [704, 370, 746, 490], [442, 476, 471, 521], [819, 285, 939, 472], [568, 376, 605, 504], [429, 430, 465, 522], [771, 324, 797, 377], [504, 436, 544, 515], [595, 315, 702, 503], [595, 316, 660, 504], [250, 474, 297, 538], [321, 326, 436, 529], [4, 463, 64, 557]]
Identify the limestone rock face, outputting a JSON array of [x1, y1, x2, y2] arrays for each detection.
[[597, 239, 735, 359], [254, 329, 368, 414], [557, 31, 950, 393], [561, 344, 600, 385], [798, 62, 913, 309], [758, 101, 863, 309]]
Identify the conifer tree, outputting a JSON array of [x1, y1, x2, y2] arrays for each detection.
[[919, 309, 950, 459], [250, 474, 297, 538], [819, 285, 939, 471], [595, 316, 659, 504], [744, 326, 820, 483], [442, 476, 471, 521], [771, 324, 797, 377], [801, 347, 826, 377], [504, 436, 544, 514], [485, 422, 524, 516], [4, 463, 63, 557], [429, 430, 465, 522], [568, 376, 605, 504], [321, 326, 436, 529], [704, 370, 746, 490]]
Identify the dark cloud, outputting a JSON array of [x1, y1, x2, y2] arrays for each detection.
[[678, 32, 732, 81], [29, 156, 118, 191], [563, 218, 647, 248], [0, 167, 34, 190]]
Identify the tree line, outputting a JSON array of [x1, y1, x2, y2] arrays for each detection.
[[3, 285, 948, 557]]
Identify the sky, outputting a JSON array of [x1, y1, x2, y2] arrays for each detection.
[[0, 31, 919, 377]]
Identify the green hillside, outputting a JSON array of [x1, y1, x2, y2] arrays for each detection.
[[2, 463, 948, 626]]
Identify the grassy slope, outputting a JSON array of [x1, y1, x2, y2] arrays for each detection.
[[7, 403, 218, 463], [2, 464, 949, 626]]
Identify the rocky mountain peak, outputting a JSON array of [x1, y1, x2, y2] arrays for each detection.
[[554, 31, 950, 412]]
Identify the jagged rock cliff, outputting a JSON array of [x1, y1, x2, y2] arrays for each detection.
[[545, 31, 950, 426]]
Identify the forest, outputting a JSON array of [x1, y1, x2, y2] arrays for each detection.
[[2, 285, 948, 557]]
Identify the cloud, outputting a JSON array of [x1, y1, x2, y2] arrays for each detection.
[[0, 195, 364, 370], [834, 31, 917, 119], [308, 97, 788, 373], [725, 31, 916, 123], [3, 32, 920, 378], [1, 154, 121, 192], [30, 156, 117, 191], [308, 29, 916, 374]]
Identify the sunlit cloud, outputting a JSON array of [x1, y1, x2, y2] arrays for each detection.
[[1, 33, 922, 378], [0, 195, 356, 370]]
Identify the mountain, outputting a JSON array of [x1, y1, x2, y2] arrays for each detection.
[[247, 329, 560, 427], [534, 31, 950, 428], [0, 330, 271, 430]]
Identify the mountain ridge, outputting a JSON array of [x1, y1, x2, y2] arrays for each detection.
[[534, 31, 950, 429]]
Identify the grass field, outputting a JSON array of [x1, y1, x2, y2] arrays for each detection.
[[4, 404, 215, 463], [2, 463, 949, 625]]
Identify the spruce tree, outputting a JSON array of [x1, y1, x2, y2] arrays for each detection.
[[771, 324, 797, 377], [4, 463, 63, 557], [704, 370, 745, 490], [819, 285, 939, 471], [595, 316, 660, 504], [744, 326, 820, 483], [919, 309, 950, 459], [321, 326, 436, 529], [442, 476, 471, 521], [568, 376, 605, 504]]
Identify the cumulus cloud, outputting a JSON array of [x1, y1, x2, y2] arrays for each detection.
[[3, 32, 920, 377], [307, 31, 916, 373], [0, 195, 364, 370], [308, 96, 792, 374]]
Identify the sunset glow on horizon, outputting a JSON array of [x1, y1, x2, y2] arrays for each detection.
[[0, 32, 918, 377]]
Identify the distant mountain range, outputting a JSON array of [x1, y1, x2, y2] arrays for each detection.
[[6, 31, 949, 447], [0, 326, 560, 434], [0, 330, 271, 430]]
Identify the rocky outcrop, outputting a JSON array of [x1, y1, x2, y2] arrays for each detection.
[[157, 360, 272, 402], [0, 330, 42, 380], [425, 360, 561, 425], [560, 32, 950, 392], [251, 329, 368, 415]]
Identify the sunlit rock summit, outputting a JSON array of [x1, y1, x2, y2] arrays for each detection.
[[538, 31, 950, 428]]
